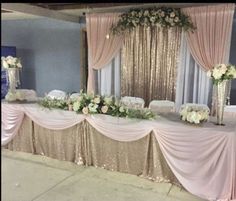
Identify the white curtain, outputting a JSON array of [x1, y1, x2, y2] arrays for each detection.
[[175, 33, 212, 111], [96, 52, 121, 97]]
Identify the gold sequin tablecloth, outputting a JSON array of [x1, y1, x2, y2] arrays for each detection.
[[4, 115, 180, 186]]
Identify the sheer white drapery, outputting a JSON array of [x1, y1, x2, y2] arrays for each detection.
[[175, 33, 212, 111], [96, 52, 121, 97]]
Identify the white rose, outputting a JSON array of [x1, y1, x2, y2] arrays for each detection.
[[104, 97, 113, 105], [82, 107, 89, 114], [88, 103, 98, 113], [212, 69, 223, 79], [73, 101, 81, 111], [93, 97, 100, 104], [7, 57, 15, 66], [170, 12, 175, 18], [119, 106, 125, 113], [2, 60, 9, 68], [101, 105, 108, 114], [174, 17, 179, 22]]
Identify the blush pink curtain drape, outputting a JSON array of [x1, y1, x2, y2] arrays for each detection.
[[182, 4, 235, 71], [86, 13, 124, 93]]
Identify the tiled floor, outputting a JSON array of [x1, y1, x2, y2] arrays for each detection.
[[2, 149, 206, 201]]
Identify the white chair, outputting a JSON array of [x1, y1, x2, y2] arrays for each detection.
[[15, 89, 38, 101], [46, 90, 67, 100], [120, 96, 145, 109], [69, 93, 81, 100], [149, 100, 175, 113]]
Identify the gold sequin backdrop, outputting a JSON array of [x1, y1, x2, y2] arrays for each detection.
[[121, 26, 182, 105]]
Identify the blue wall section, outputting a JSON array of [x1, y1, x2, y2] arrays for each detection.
[[229, 17, 236, 104], [1, 18, 83, 97]]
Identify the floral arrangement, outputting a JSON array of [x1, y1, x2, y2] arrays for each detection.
[[39, 91, 156, 120], [207, 64, 236, 85], [111, 7, 195, 35], [1, 56, 22, 69], [179, 104, 209, 124]]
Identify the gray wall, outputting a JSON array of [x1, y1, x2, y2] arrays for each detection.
[[229, 14, 236, 104], [1, 18, 83, 96]]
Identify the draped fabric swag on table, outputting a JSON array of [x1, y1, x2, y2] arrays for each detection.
[[121, 26, 181, 105], [2, 103, 236, 201]]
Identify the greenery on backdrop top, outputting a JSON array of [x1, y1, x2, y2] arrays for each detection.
[[111, 7, 196, 35]]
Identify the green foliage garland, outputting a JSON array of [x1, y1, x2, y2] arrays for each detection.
[[38, 91, 156, 120], [111, 7, 196, 35]]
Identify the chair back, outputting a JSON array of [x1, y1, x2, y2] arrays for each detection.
[[70, 93, 81, 100], [149, 100, 175, 113], [120, 96, 145, 109], [47, 90, 67, 100], [15, 89, 37, 101]]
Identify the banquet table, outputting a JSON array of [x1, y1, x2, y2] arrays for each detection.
[[1, 102, 236, 201]]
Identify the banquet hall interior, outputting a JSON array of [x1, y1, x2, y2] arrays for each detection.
[[1, 3, 236, 201]]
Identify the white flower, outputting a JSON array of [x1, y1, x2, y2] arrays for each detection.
[[73, 101, 81, 111], [226, 66, 236, 78], [180, 104, 209, 124], [88, 103, 98, 113], [170, 12, 175, 18], [1, 56, 22, 69], [101, 105, 108, 113], [82, 107, 89, 114], [104, 97, 113, 105], [144, 10, 149, 16], [174, 17, 179, 22], [2, 59, 9, 68], [93, 97, 100, 104], [212, 68, 223, 79], [206, 70, 212, 78], [119, 106, 125, 113]]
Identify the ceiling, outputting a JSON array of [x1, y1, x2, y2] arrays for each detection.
[[1, 3, 235, 21]]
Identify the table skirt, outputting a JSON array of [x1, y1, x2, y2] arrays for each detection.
[[4, 115, 180, 186]]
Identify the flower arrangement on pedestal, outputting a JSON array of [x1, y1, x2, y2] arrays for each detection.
[[111, 7, 196, 35], [207, 64, 236, 125], [39, 91, 156, 120], [179, 104, 209, 125], [207, 64, 236, 84], [1, 56, 23, 102], [1, 56, 22, 69]]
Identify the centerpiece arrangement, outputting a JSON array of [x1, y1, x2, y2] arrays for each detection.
[[207, 64, 236, 125], [111, 7, 195, 35], [179, 104, 209, 125], [39, 91, 156, 120], [1, 56, 24, 102]]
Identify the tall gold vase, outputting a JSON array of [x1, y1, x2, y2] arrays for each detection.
[[215, 80, 228, 125]]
